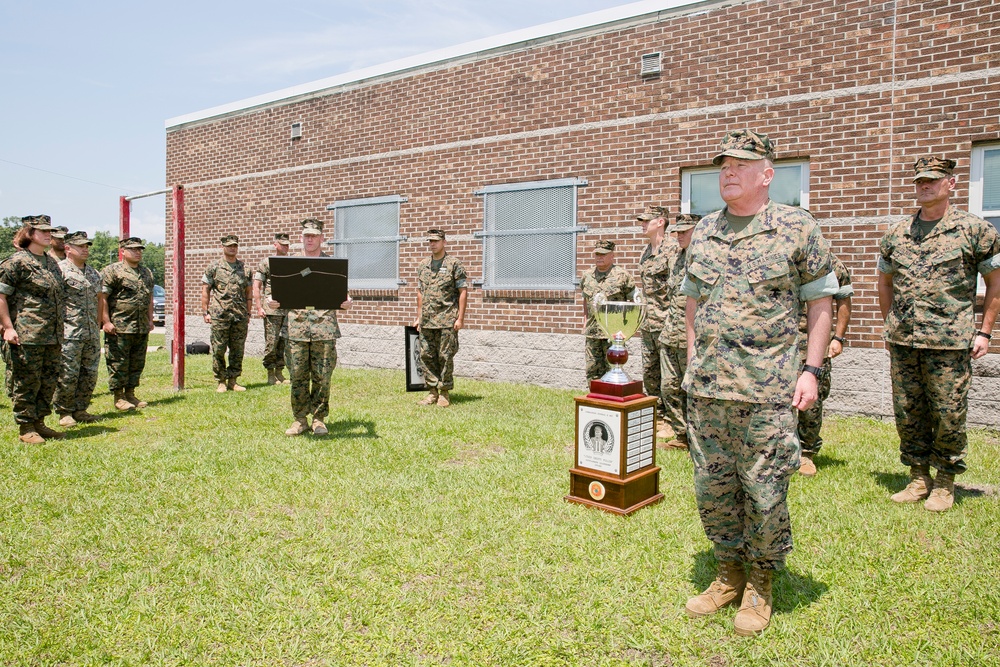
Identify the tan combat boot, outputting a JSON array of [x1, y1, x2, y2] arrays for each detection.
[[418, 390, 439, 406], [114, 389, 136, 411], [73, 410, 99, 423], [216, 382, 228, 393], [285, 418, 310, 436], [798, 454, 817, 477], [734, 567, 773, 636], [890, 465, 933, 503], [924, 472, 955, 512], [124, 388, 147, 408], [275, 368, 288, 384], [266, 368, 278, 385], [437, 390, 451, 407], [18, 423, 44, 444], [227, 378, 246, 392], [58, 413, 78, 428], [685, 560, 746, 618], [311, 418, 328, 436], [34, 420, 65, 440]]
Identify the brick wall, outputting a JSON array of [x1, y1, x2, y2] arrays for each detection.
[[164, 0, 1000, 422]]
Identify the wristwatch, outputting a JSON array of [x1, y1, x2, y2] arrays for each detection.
[[975, 331, 992, 340], [832, 335, 846, 344], [802, 365, 824, 378]]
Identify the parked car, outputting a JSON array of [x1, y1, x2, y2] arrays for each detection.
[[153, 285, 165, 326]]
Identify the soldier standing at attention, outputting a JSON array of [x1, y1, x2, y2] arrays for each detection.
[[796, 253, 853, 476], [580, 240, 636, 383], [253, 232, 291, 385], [878, 156, 1000, 512], [48, 226, 69, 262], [276, 219, 351, 436], [682, 130, 836, 635], [99, 237, 155, 411], [202, 234, 252, 392], [0, 215, 67, 443], [54, 232, 103, 427], [636, 207, 671, 432], [413, 228, 468, 408], [657, 213, 700, 450]]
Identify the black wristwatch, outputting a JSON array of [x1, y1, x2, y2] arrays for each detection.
[[975, 331, 992, 341], [832, 335, 846, 345], [802, 365, 824, 378]]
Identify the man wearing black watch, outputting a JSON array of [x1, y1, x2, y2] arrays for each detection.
[[796, 253, 853, 477], [878, 156, 1000, 512]]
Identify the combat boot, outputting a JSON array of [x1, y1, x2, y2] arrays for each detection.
[[217, 382, 228, 393], [18, 423, 44, 444], [34, 420, 65, 440], [685, 560, 746, 618], [311, 418, 328, 436], [58, 413, 78, 428], [227, 378, 246, 392], [114, 389, 136, 411], [734, 567, 773, 636], [656, 422, 674, 440], [266, 369, 278, 385], [285, 418, 310, 436], [418, 390, 439, 406], [124, 388, 147, 408], [73, 410, 99, 423], [924, 472, 955, 512], [798, 454, 817, 477], [437, 390, 451, 407], [891, 465, 933, 503], [275, 368, 288, 384]]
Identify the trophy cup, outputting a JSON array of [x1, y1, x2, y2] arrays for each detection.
[[588, 292, 646, 400]]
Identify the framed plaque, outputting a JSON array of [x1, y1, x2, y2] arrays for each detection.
[[269, 256, 348, 310], [404, 326, 427, 392]]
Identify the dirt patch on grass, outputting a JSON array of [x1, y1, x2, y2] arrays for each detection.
[[443, 443, 505, 467]]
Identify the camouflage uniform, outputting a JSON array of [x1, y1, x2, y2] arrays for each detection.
[[638, 240, 672, 400], [879, 206, 1000, 475], [282, 252, 342, 421], [796, 255, 853, 456], [682, 201, 836, 569], [416, 254, 468, 391], [101, 261, 154, 392], [0, 250, 65, 424], [53, 258, 102, 416], [203, 257, 251, 382], [580, 265, 635, 381], [253, 255, 286, 372], [657, 243, 691, 443]]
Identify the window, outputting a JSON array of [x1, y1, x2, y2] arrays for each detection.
[[681, 161, 810, 216], [326, 195, 406, 290], [970, 144, 1000, 295], [474, 178, 588, 290]]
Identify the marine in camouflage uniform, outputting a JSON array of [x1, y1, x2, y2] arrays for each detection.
[[414, 228, 468, 408], [99, 237, 155, 411], [0, 215, 67, 443], [657, 213, 700, 449], [681, 130, 836, 636], [281, 219, 351, 436], [252, 232, 290, 385], [202, 234, 251, 391], [53, 232, 103, 426], [795, 253, 853, 475], [878, 156, 1000, 512], [637, 208, 671, 406], [580, 240, 636, 382]]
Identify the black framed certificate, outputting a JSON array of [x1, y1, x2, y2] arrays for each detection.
[[269, 257, 348, 310], [404, 325, 427, 392]]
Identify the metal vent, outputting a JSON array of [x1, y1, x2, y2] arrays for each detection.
[[641, 52, 662, 77], [290, 122, 302, 139]]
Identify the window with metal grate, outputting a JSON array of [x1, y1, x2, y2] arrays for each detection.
[[326, 195, 407, 290]]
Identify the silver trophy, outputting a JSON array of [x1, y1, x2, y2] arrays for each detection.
[[593, 291, 646, 384]]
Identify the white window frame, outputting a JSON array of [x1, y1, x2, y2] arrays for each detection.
[[473, 178, 588, 291], [970, 144, 1000, 295], [325, 195, 406, 290], [681, 160, 811, 215]]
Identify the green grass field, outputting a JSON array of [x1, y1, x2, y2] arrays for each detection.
[[1, 348, 998, 666]]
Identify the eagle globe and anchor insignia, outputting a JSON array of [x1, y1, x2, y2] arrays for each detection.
[[566, 292, 664, 515]]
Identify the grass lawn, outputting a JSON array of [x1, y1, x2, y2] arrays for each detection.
[[1, 348, 999, 666]]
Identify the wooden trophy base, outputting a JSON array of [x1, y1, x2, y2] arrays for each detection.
[[565, 466, 663, 515], [587, 379, 645, 402]]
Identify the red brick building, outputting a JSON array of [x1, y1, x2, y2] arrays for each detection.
[[165, 0, 1000, 425]]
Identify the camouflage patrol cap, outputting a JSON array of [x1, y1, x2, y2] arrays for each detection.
[[672, 213, 701, 232], [274, 232, 290, 245], [64, 231, 93, 246], [635, 212, 655, 222], [20, 215, 56, 231], [301, 218, 324, 235], [712, 129, 776, 166], [912, 156, 957, 182], [594, 240, 616, 254], [52, 226, 69, 239], [648, 205, 669, 219], [220, 234, 240, 246], [426, 229, 446, 241], [119, 237, 146, 250]]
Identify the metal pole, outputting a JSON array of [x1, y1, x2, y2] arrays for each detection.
[[118, 196, 130, 261], [171, 185, 186, 391]]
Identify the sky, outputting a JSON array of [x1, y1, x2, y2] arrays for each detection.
[[0, 1, 632, 244]]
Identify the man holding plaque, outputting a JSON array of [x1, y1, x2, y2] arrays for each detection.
[[202, 234, 252, 392], [413, 228, 468, 408], [276, 219, 352, 436], [253, 232, 290, 385], [681, 130, 836, 636], [580, 240, 635, 382]]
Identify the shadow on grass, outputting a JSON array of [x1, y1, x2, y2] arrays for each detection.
[[446, 393, 482, 406], [323, 419, 379, 439], [65, 425, 119, 438], [871, 470, 990, 505], [142, 394, 186, 408], [810, 452, 847, 472], [690, 549, 828, 613]]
